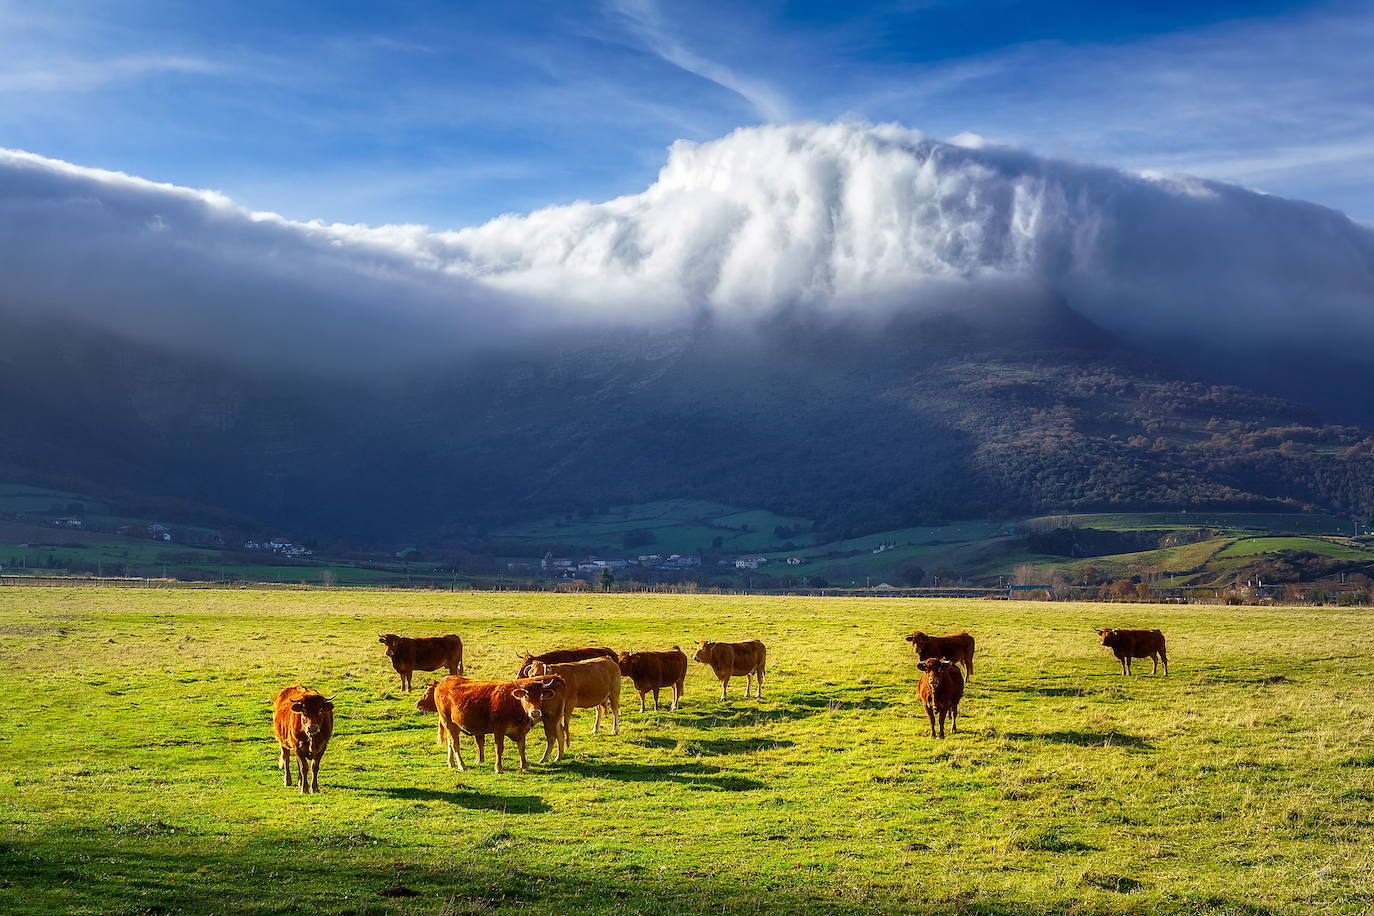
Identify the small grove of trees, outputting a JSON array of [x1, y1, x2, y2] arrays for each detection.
[[897, 561, 926, 586], [622, 528, 657, 549]]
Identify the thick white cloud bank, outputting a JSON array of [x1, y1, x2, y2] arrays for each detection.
[[3, 122, 1373, 370]]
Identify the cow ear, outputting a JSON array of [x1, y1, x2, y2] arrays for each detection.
[[512, 688, 528, 699]]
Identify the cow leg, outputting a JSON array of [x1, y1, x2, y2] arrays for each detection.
[[280, 746, 292, 786], [925, 704, 937, 738], [610, 692, 620, 735], [310, 756, 322, 793], [562, 713, 573, 750], [1151, 654, 1159, 675], [540, 720, 559, 764], [474, 733, 486, 764], [1160, 650, 1169, 677], [448, 730, 466, 771], [639, 691, 647, 713], [938, 709, 947, 739], [436, 721, 445, 747], [493, 733, 505, 774], [744, 673, 753, 698], [593, 704, 603, 734], [672, 680, 683, 710], [952, 705, 958, 734], [720, 677, 729, 700], [296, 752, 309, 793], [756, 668, 764, 698], [652, 687, 660, 711], [514, 735, 529, 772]]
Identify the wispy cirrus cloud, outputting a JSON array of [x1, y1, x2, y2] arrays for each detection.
[[604, 0, 792, 122]]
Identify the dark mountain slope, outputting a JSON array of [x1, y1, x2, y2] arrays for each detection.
[[3, 303, 1373, 543]]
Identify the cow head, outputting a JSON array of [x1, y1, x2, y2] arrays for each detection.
[[1097, 628, 1119, 648], [415, 681, 439, 713], [916, 658, 955, 683], [379, 634, 400, 656], [512, 676, 564, 721], [524, 659, 552, 678], [616, 651, 637, 674], [515, 650, 536, 678], [692, 641, 716, 664], [905, 631, 929, 650], [290, 693, 334, 737]]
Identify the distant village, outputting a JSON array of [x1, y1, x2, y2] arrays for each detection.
[[512, 551, 808, 579]]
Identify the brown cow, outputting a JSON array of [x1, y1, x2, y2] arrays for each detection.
[[617, 647, 688, 711], [272, 685, 334, 793], [516, 646, 617, 678], [419, 675, 567, 772], [1097, 628, 1168, 675], [525, 656, 622, 740], [378, 633, 464, 692], [916, 658, 964, 738], [905, 631, 975, 679], [692, 640, 767, 700]]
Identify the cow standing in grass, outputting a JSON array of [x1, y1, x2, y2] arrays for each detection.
[[516, 646, 617, 678], [693, 640, 767, 700], [272, 685, 334, 793], [378, 633, 464, 692], [1097, 628, 1168, 675], [916, 658, 963, 739], [417, 675, 567, 772], [905, 631, 975, 680], [617, 647, 688, 711], [525, 656, 623, 741]]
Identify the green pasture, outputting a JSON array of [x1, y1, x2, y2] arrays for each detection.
[[1, 588, 1372, 914], [1026, 512, 1353, 535], [1216, 537, 1374, 561]]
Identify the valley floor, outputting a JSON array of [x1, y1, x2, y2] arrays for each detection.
[[0, 589, 1371, 914]]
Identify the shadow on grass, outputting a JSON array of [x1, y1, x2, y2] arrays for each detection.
[[1003, 730, 1153, 749], [670, 690, 894, 730], [683, 737, 795, 755], [342, 784, 551, 813], [559, 759, 766, 791]]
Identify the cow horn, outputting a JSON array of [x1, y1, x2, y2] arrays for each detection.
[[323, 694, 337, 701]]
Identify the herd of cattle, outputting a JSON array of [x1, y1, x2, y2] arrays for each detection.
[[271, 625, 1169, 793]]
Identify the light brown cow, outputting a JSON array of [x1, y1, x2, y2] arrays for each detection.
[[617, 647, 688, 711], [904, 631, 975, 679], [692, 640, 767, 700], [418, 675, 567, 772], [1097, 628, 1168, 675], [516, 646, 616, 678], [378, 633, 464, 691], [916, 658, 964, 739], [272, 685, 334, 793], [525, 656, 622, 741]]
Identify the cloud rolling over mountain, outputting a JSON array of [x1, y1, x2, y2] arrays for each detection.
[[2, 122, 1373, 374]]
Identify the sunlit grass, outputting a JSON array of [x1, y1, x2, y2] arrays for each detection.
[[1, 588, 1371, 914]]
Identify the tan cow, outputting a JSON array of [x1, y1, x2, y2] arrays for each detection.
[[617, 647, 688, 711], [904, 631, 975, 679], [378, 633, 464, 691], [916, 658, 964, 739], [272, 685, 334, 793], [692, 640, 767, 699], [418, 675, 567, 772], [1097, 628, 1168, 675], [525, 656, 622, 741]]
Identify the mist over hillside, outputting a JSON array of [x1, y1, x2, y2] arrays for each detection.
[[3, 122, 1374, 542]]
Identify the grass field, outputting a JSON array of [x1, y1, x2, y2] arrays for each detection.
[[2, 588, 1372, 914]]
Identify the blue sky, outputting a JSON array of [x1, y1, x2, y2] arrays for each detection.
[[2, 0, 1371, 226]]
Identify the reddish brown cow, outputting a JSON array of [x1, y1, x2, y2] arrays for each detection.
[[418, 675, 567, 772], [904, 631, 975, 679], [525, 656, 622, 740], [1097, 628, 1168, 675], [272, 685, 334, 793], [378, 633, 464, 692], [692, 640, 766, 699], [516, 646, 617, 678], [617, 647, 688, 711], [916, 658, 964, 739]]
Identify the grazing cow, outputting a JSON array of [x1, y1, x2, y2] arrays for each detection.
[[617, 647, 688, 712], [272, 685, 334, 793], [1097, 628, 1168, 675], [904, 631, 975, 679], [418, 675, 567, 772], [692, 640, 767, 700], [916, 658, 964, 739], [516, 646, 617, 678], [378, 633, 464, 692], [525, 656, 622, 740]]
